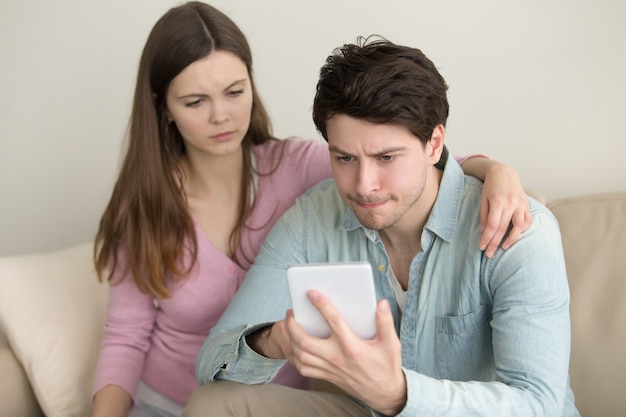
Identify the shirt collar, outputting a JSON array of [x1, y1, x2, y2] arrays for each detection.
[[424, 156, 464, 242]]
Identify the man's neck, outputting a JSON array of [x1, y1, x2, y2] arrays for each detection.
[[379, 167, 443, 289]]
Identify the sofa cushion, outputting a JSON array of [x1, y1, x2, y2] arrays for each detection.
[[0, 243, 108, 417], [548, 193, 626, 417]]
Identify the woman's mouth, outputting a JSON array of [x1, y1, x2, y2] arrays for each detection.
[[211, 131, 234, 142]]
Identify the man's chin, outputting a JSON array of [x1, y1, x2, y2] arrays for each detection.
[[354, 213, 389, 231]]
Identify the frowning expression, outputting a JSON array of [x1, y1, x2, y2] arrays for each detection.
[[327, 114, 442, 232], [166, 50, 253, 158]]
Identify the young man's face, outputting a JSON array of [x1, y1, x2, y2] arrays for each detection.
[[327, 114, 443, 232]]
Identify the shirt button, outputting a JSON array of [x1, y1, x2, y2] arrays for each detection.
[[378, 264, 386, 272]]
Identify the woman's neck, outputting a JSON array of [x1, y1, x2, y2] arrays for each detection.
[[181, 146, 245, 201]]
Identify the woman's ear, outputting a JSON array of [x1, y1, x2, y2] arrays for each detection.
[[426, 124, 445, 164], [154, 93, 173, 123]]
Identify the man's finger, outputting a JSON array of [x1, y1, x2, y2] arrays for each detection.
[[374, 299, 394, 342], [306, 289, 354, 339]]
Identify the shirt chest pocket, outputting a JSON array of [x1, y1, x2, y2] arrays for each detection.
[[435, 305, 494, 381]]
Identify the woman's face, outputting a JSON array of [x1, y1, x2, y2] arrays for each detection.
[[166, 50, 253, 159]]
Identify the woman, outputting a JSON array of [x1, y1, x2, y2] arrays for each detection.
[[92, 2, 531, 416]]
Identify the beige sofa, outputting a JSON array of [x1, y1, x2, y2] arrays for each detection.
[[1, 192, 624, 417]]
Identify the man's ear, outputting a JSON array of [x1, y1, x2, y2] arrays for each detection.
[[426, 124, 445, 164]]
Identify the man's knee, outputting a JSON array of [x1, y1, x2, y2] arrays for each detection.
[[183, 381, 370, 417], [183, 381, 250, 417]]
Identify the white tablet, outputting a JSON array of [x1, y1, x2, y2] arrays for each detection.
[[286, 262, 377, 339]]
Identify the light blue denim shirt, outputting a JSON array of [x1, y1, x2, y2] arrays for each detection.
[[196, 157, 579, 417]]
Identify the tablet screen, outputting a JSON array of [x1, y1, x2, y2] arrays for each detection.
[[286, 262, 377, 339]]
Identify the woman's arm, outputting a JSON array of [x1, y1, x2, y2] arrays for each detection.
[[92, 385, 133, 417], [458, 156, 532, 258], [92, 257, 157, 416]]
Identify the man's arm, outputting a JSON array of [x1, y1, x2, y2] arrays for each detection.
[[195, 201, 308, 385]]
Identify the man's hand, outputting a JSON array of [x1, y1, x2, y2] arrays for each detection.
[[277, 290, 407, 416]]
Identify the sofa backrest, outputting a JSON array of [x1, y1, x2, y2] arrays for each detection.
[[547, 192, 626, 417]]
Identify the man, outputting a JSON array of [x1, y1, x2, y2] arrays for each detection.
[[184, 37, 579, 416]]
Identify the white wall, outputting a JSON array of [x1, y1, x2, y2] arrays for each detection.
[[1, 0, 625, 256]]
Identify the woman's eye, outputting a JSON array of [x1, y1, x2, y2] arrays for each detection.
[[228, 89, 244, 97], [185, 99, 202, 108]]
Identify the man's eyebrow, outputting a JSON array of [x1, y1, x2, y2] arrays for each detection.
[[177, 78, 248, 99], [328, 145, 352, 155], [328, 145, 407, 157]]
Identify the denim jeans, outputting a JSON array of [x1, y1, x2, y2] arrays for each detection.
[[127, 381, 184, 417]]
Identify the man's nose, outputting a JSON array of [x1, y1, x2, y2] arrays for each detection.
[[356, 161, 380, 196]]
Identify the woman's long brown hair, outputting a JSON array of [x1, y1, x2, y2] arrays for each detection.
[[94, 2, 274, 298]]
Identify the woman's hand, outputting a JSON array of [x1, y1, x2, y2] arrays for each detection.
[[478, 162, 532, 257], [459, 157, 532, 258]]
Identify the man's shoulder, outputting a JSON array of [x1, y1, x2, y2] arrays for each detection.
[[303, 177, 337, 195], [462, 176, 557, 224], [527, 195, 559, 226], [457, 175, 485, 218], [266, 179, 351, 260], [281, 178, 346, 226], [298, 178, 344, 210]]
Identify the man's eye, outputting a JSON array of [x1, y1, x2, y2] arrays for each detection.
[[380, 155, 395, 162], [337, 156, 353, 163]]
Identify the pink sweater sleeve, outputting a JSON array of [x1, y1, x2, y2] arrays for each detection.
[[454, 153, 489, 166], [92, 256, 156, 400]]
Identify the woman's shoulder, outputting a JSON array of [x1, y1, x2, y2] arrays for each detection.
[[254, 137, 332, 190], [255, 136, 326, 156], [254, 137, 329, 170]]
